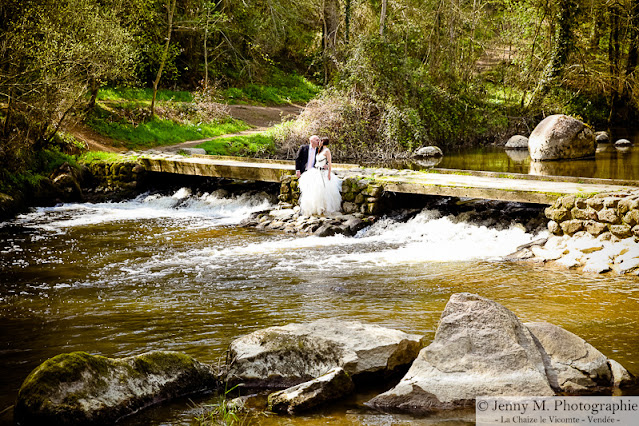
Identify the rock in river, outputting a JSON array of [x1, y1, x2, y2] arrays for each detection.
[[366, 293, 555, 413], [224, 318, 425, 389], [14, 351, 217, 425], [528, 114, 596, 161], [365, 293, 634, 414], [526, 321, 632, 392], [268, 367, 355, 414]]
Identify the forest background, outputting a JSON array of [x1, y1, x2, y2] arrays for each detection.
[[1, 0, 639, 197]]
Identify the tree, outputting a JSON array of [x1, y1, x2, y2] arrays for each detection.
[[379, 0, 387, 37], [151, 0, 177, 117], [0, 0, 135, 167], [323, 0, 340, 84], [527, 0, 580, 106]]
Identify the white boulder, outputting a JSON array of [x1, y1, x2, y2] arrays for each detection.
[[528, 114, 596, 161], [268, 367, 354, 414], [505, 135, 529, 149], [413, 146, 443, 158], [525, 322, 613, 393]]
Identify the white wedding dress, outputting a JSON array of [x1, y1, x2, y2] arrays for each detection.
[[298, 151, 342, 216]]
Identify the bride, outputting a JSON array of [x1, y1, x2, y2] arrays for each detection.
[[298, 137, 342, 216]]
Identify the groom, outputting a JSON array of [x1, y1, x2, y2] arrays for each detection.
[[295, 135, 320, 178]]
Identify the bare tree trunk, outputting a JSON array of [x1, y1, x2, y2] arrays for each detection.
[[204, 5, 209, 90], [625, 0, 639, 84], [322, 0, 339, 84], [87, 77, 99, 111], [618, 0, 639, 122], [151, 0, 177, 118], [379, 0, 388, 37], [2, 89, 11, 137], [345, 0, 351, 44], [608, 3, 622, 123], [529, 0, 578, 107]]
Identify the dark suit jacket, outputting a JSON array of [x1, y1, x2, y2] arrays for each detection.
[[295, 144, 315, 174]]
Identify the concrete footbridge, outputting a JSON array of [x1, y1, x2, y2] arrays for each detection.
[[137, 153, 637, 205]]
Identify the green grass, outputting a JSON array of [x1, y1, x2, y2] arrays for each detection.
[[79, 152, 132, 163], [97, 87, 193, 102], [87, 117, 250, 150], [222, 73, 320, 105], [196, 133, 276, 157]]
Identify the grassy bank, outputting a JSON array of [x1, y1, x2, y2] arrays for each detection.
[[221, 72, 320, 105], [88, 113, 250, 151], [86, 73, 319, 153], [196, 133, 277, 157], [0, 149, 77, 196]]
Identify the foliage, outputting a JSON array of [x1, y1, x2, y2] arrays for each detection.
[[0, 149, 77, 194], [79, 152, 132, 163], [272, 31, 520, 160], [196, 133, 276, 157], [97, 87, 193, 102], [3, 0, 639, 178], [0, 0, 137, 187], [194, 385, 248, 426]]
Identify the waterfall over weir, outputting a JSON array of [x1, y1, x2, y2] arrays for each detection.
[[1, 188, 638, 426]]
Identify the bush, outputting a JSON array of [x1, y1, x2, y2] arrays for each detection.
[[270, 36, 521, 161], [0, 148, 77, 194]]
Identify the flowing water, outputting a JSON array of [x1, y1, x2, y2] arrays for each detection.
[[1, 187, 639, 425]]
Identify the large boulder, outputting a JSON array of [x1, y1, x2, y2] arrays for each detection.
[[365, 293, 554, 414], [268, 367, 355, 414], [526, 322, 632, 392], [528, 114, 596, 161], [225, 319, 425, 388], [14, 351, 217, 425]]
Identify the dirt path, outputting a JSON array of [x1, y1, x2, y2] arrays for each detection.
[[73, 103, 305, 153], [159, 103, 305, 153], [71, 124, 128, 153]]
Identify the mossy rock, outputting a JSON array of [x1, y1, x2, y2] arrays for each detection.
[[14, 351, 218, 425]]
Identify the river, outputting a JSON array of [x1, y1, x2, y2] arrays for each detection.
[[1, 186, 639, 425]]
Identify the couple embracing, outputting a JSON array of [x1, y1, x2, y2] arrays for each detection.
[[295, 135, 342, 216]]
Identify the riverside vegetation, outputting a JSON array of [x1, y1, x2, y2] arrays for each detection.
[[2, 2, 639, 421], [3, 0, 639, 212]]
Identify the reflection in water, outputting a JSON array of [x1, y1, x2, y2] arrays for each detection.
[[435, 143, 639, 180], [412, 157, 443, 168], [398, 129, 639, 180], [504, 148, 529, 163], [1, 189, 638, 425]]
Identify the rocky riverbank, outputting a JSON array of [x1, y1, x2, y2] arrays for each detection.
[[507, 189, 639, 275], [15, 293, 634, 424], [241, 191, 547, 237]]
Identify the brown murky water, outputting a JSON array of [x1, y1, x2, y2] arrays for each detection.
[[2, 148, 639, 425]]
